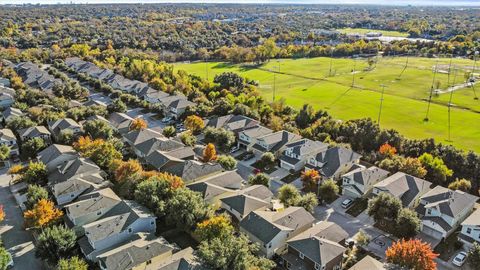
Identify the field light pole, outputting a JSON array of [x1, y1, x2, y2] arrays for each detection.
[[377, 84, 387, 125], [448, 68, 458, 142], [472, 50, 479, 100], [272, 61, 280, 102], [351, 60, 357, 87], [424, 59, 439, 122], [329, 48, 334, 76]]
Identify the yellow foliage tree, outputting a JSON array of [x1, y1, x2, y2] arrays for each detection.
[[24, 199, 63, 228], [202, 143, 217, 162], [0, 205, 5, 222], [129, 118, 148, 131], [114, 159, 143, 182], [184, 115, 205, 134], [8, 164, 24, 175], [301, 169, 321, 192], [196, 214, 234, 241]]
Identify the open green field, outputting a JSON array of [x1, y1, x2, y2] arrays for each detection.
[[338, 27, 410, 37], [174, 57, 480, 152]]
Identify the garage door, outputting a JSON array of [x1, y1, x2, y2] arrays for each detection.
[[422, 225, 443, 239]]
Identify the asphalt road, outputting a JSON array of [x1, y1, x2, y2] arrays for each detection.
[[0, 171, 43, 269]]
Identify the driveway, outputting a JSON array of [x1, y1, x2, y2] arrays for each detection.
[[0, 171, 43, 269]]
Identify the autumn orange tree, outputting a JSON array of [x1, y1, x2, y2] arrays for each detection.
[[0, 205, 5, 222], [301, 169, 321, 193], [379, 143, 397, 158], [24, 199, 63, 228], [184, 115, 205, 134], [386, 238, 438, 270], [111, 159, 143, 182], [73, 136, 122, 169], [203, 143, 217, 162], [196, 214, 234, 241], [129, 118, 148, 131]]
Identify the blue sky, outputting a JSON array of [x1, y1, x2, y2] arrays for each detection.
[[2, 0, 479, 5]]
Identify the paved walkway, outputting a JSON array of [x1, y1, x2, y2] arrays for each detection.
[[0, 172, 43, 269]]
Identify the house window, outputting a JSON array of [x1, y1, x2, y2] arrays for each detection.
[[467, 228, 472, 234], [427, 209, 432, 215], [268, 243, 272, 248], [146, 260, 152, 265], [96, 211, 102, 216], [314, 263, 320, 270], [150, 221, 154, 225], [128, 228, 132, 233], [333, 266, 341, 270], [299, 252, 304, 259]]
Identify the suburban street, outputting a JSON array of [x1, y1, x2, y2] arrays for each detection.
[[0, 170, 43, 269]]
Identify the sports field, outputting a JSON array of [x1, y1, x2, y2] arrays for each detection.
[[174, 57, 480, 152], [338, 28, 410, 37]]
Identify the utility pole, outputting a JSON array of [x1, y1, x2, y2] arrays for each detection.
[[425, 58, 439, 121], [351, 60, 356, 87], [329, 48, 334, 76], [472, 50, 479, 100], [205, 57, 209, 81], [378, 84, 387, 125], [448, 67, 458, 142], [272, 61, 280, 102], [446, 54, 453, 87]]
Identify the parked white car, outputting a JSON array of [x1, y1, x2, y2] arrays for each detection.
[[341, 198, 354, 209], [452, 251, 467, 267]]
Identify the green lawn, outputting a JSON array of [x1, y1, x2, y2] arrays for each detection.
[[174, 57, 480, 153], [338, 27, 410, 37]]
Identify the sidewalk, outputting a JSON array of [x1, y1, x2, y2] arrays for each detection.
[[0, 172, 43, 269]]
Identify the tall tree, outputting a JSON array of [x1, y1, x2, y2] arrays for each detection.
[[129, 118, 147, 131], [418, 153, 453, 184], [202, 143, 217, 162], [448, 178, 472, 192], [0, 247, 11, 270], [301, 169, 321, 193], [395, 208, 421, 239], [248, 173, 270, 187], [24, 199, 63, 228], [84, 119, 114, 139], [25, 184, 49, 210], [165, 188, 213, 231], [278, 184, 301, 207], [56, 256, 88, 270], [386, 239, 438, 270], [467, 242, 480, 268], [195, 214, 234, 241], [0, 145, 10, 160], [35, 225, 76, 265], [318, 179, 339, 202], [21, 137, 46, 159], [184, 115, 205, 134], [367, 192, 402, 223]]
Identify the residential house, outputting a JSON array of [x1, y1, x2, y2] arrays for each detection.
[[160, 95, 195, 119], [37, 144, 79, 173], [133, 136, 184, 160], [415, 186, 478, 240], [0, 128, 19, 156], [252, 130, 303, 158], [64, 188, 122, 232], [305, 147, 362, 180], [0, 78, 10, 87], [187, 170, 244, 205], [147, 247, 200, 270], [237, 125, 273, 151], [79, 200, 157, 262], [15, 62, 61, 93], [18, 126, 52, 144], [47, 157, 104, 186], [348, 256, 387, 270], [240, 207, 315, 258], [123, 128, 163, 150], [206, 114, 260, 136], [145, 147, 196, 171], [372, 172, 433, 208], [341, 165, 389, 198], [279, 139, 328, 171], [0, 88, 14, 109], [97, 233, 174, 270], [108, 112, 134, 135], [142, 89, 170, 104], [282, 221, 348, 270], [48, 118, 82, 141], [161, 160, 224, 184], [220, 185, 274, 221], [459, 209, 480, 248], [2, 107, 23, 122]]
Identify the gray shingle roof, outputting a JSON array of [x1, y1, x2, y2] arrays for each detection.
[[18, 126, 51, 139], [37, 144, 78, 165], [0, 128, 16, 141], [374, 172, 433, 207], [287, 237, 346, 266], [285, 139, 328, 156], [97, 233, 173, 270], [348, 255, 387, 270], [48, 157, 102, 185], [146, 147, 195, 170], [342, 166, 389, 186], [124, 128, 163, 147], [64, 188, 121, 219], [240, 207, 315, 244], [164, 160, 224, 182], [419, 186, 478, 218], [310, 147, 362, 178], [254, 130, 303, 153], [462, 209, 480, 226], [47, 118, 81, 136], [135, 137, 184, 157]]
